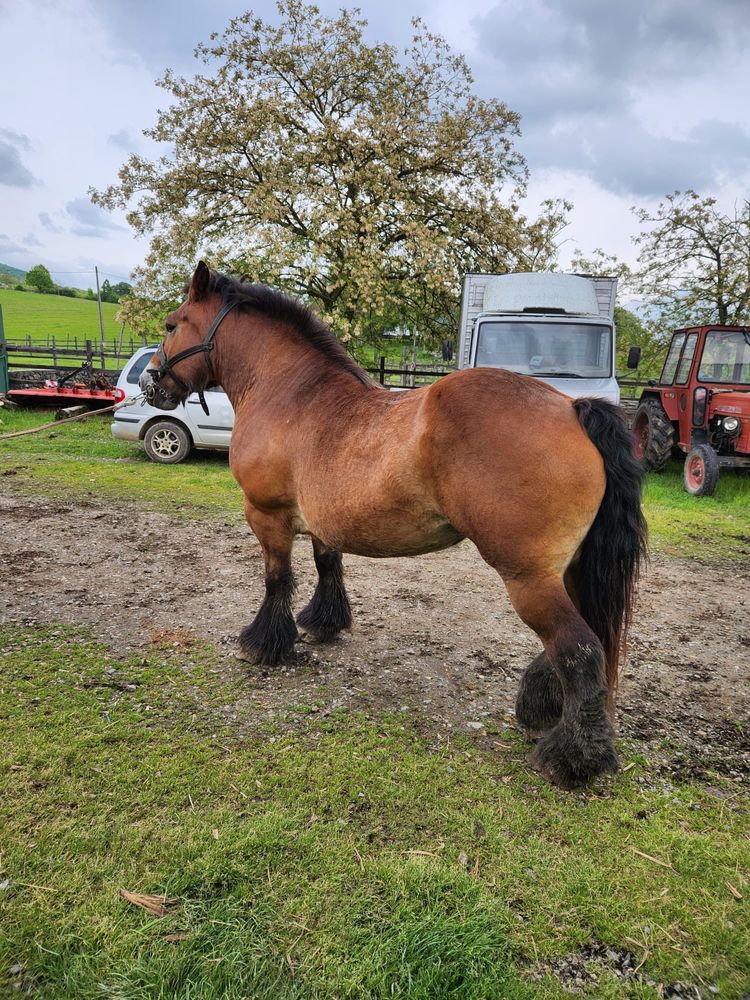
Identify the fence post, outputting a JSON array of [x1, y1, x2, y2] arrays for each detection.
[[379, 356, 385, 385], [85, 339, 93, 370], [0, 306, 8, 394], [52, 336, 58, 375]]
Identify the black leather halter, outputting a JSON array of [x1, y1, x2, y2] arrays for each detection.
[[149, 300, 238, 414]]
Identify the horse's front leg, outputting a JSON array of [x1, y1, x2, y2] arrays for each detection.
[[296, 535, 352, 642], [238, 503, 297, 666]]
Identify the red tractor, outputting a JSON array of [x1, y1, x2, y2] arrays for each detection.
[[632, 325, 750, 495]]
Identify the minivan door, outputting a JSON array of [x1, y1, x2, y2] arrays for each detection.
[[184, 388, 234, 447]]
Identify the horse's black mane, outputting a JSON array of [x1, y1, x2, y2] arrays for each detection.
[[207, 272, 373, 388]]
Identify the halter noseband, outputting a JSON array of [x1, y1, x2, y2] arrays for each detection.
[[148, 300, 238, 414]]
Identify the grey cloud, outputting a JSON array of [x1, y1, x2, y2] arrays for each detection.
[[107, 129, 138, 151], [520, 117, 750, 197], [94, 0, 430, 75], [0, 234, 27, 256], [0, 136, 37, 188], [65, 196, 125, 239], [95, 0, 253, 73], [473, 0, 750, 128], [39, 212, 63, 233], [0, 128, 32, 151], [469, 0, 750, 197], [23, 233, 43, 248]]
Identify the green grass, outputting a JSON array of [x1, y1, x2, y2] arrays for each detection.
[[643, 459, 750, 559], [0, 409, 241, 516], [1, 626, 747, 999], [2, 408, 749, 559]]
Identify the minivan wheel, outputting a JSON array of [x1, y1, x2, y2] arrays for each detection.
[[143, 421, 192, 464]]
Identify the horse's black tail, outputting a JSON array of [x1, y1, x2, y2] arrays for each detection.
[[572, 398, 648, 707]]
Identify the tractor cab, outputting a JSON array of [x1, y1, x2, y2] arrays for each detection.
[[633, 326, 750, 495]]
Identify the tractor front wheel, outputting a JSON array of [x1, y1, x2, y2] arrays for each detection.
[[683, 444, 720, 497], [632, 398, 676, 472]]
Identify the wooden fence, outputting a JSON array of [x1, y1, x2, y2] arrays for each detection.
[[5, 337, 143, 372], [5, 341, 653, 398]]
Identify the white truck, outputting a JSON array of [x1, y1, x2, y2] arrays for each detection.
[[458, 272, 620, 403]]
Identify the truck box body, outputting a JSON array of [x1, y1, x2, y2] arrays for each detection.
[[458, 272, 619, 403]]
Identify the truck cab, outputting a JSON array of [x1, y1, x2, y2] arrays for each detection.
[[458, 272, 619, 403]]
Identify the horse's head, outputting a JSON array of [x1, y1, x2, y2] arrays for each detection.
[[140, 261, 233, 411]]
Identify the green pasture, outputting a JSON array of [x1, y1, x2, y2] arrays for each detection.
[[0, 288, 443, 376], [1, 408, 749, 559], [0, 288, 122, 341], [0, 289, 134, 371], [0, 626, 747, 999]]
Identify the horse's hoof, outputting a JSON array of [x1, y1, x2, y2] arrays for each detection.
[[520, 727, 546, 741], [235, 643, 295, 667], [528, 723, 619, 789]]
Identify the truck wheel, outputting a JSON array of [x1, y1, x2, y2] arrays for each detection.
[[632, 399, 676, 471], [684, 444, 719, 497], [143, 421, 192, 464]]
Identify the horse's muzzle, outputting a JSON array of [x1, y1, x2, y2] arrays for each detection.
[[140, 369, 180, 410]]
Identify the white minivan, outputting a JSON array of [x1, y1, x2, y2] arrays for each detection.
[[111, 346, 234, 463]]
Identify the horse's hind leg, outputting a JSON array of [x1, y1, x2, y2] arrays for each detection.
[[297, 536, 352, 642], [515, 565, 577, 735], [505, 576, 618, 788], [515, 652, 563, 737], [238, 504, 297, 666]]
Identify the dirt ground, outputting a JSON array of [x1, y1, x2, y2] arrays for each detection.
[[2, 492, 748, 783]]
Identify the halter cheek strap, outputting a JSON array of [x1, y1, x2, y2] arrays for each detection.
[[151, 300, 238, 414]]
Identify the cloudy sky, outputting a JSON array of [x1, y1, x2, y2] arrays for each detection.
[[1, 0, 748, 288]]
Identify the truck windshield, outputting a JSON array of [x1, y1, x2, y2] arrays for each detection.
[[697, 329, 750, 385], [475, 321, 612, 377]]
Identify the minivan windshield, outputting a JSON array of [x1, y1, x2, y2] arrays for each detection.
[[475, 321, 612, 377]]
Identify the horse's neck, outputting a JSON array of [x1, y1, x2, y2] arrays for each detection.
[[215, 331, 365, 409]]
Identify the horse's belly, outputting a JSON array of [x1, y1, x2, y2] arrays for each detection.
[[311, 506, 464, 558]]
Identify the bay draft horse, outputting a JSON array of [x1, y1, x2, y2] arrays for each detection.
[[141, 262, 647, 788]]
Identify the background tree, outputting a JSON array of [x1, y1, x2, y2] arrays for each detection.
[[632, 190, 750, 335], [93, 0, 568, 343], [100, 279, 133, 303], [26, 264, 55, 294]]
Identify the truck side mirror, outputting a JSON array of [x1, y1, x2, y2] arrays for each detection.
[[626, 346, 641, 370]]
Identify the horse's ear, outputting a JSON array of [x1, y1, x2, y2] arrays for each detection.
[[188, 261, 211, 302]]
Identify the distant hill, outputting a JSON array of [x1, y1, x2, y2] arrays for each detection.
[[0, 262, 27, 282]]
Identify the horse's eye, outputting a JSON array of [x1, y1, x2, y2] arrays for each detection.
[[165, 322, 177, 334]]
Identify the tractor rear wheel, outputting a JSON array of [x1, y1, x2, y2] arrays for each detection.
[[684, 444, 720, 497], [632, 398, 676, 471]]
